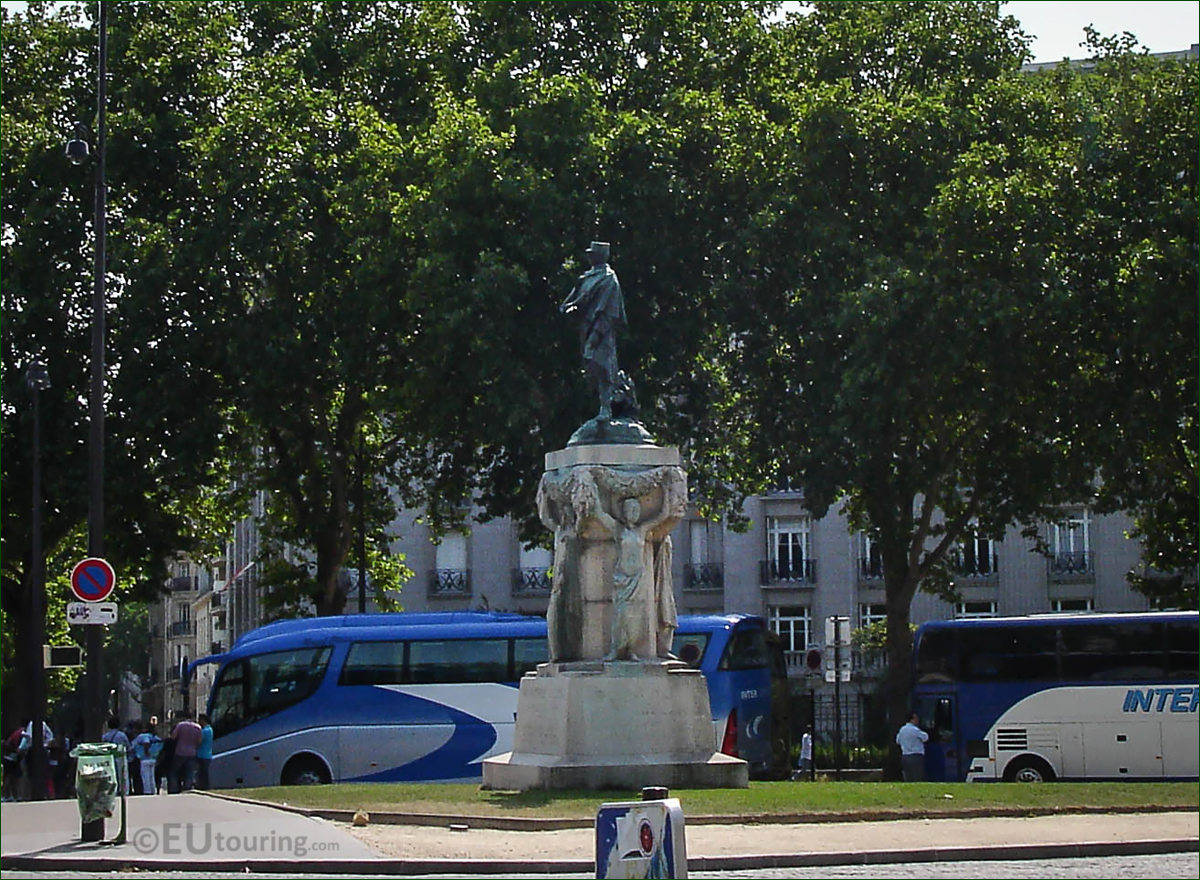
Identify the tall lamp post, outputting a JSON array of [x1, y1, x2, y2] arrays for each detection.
[[26, 362, 51, 801], [66, 0, 107, 843]]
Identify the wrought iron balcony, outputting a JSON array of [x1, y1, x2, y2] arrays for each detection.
[[169, 619, 193, 637], [683, 563, 724, 592], [169, 575, 198, 592], [857, 557, 884, 583], [513, 567, 551, 595], [428, 568, 471, 598], [759, 558, 816, 586], [209, 591, 222, 608], [1048, 551, 1094, 583], [953, 550, 999, 581]]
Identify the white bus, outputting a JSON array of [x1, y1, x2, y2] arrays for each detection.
[[912, 611, 1198, 781]]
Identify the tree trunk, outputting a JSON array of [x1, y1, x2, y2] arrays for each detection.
[[882, 575, 918, 781]]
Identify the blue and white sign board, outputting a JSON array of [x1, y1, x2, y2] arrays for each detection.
[[596, 797, 687, 879]]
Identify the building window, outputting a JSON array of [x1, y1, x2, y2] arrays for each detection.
[[1049, 511, 1094, 580], [768, 606, 811, 654], [430, 531, 471, 597], [956, 527, 997, 577], [1052, 598, 1094, 613], [762, 517, 814, 583], [859, 535, 883, 580], [515, 543, 552, 595], [859, 603, 887, 628], [955, 601, 997, 619]]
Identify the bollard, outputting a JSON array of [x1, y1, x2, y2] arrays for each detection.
[[595, 786, 687, 879]]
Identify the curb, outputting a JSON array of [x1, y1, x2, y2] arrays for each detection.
[[3, 838, 1196, 875], [195, 790, 1198, 832]]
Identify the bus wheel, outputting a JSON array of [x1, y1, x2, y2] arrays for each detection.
[[1003, 756, 1055, 783], [281, 755, 331, 786]]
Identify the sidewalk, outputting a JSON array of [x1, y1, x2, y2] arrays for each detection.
[[2, 792, 1196, 874]]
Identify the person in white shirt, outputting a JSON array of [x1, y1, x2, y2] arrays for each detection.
[[793, 727, 814, 780], [896, 712, 929, 781]]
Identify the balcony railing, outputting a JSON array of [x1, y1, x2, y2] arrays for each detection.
[[1048, 551, 1095, 583], [169, 576, 198, 592], [954, 550, 999, 581], [857, 557, 884, 583], [428, 568, 471, 598], [513, 567, 551, 595], [759, 558, 816, 586], [169, 619, 193, 637], [683, 563, 724, 592], [210, 591, 222, 608]]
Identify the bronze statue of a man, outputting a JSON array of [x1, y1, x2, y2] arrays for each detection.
[[560, 241, 626, 421]]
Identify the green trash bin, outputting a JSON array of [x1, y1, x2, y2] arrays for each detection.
[[69, 742, 125, 829]]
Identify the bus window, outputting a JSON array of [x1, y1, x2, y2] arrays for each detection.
[[341, 641, 405, 686], [960, 626, 1056, 682], [672, 633, 709, 668], [1059, 622, 1164, 682], [246, 647, 331, 725], [718, 627, 768, 670], [915, 629, 956, 682], [1167, 620, 1199, 681], [512, 637, 549, 678], [408, 638, 509, 683]]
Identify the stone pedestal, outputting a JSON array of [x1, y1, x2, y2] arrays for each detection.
[[482, 661, 747, 790], [482, 442, 748, 791]]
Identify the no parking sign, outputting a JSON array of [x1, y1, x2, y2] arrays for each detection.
[[70, 557, 116, 603]]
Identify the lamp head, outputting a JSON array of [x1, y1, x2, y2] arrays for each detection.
[[65, 123, 90, 165]]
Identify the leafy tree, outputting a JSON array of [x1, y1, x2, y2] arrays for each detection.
[[710, 1, 1194, 771], [1, 0, 245, 726]]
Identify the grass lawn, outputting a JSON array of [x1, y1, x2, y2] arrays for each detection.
[[233, 780, 1199, 819]]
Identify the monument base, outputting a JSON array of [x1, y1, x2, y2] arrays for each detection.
[[481, 661, 749, 791]]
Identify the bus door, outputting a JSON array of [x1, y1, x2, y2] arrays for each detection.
[[916, 693, 960, 781]]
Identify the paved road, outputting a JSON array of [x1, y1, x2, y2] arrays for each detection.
[[2, 852, 1198, 879]]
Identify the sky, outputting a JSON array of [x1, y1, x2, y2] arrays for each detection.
[[2, 1, 1198, 63], [1003, 1, 1199, 62]]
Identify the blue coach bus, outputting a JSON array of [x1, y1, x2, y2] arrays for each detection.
[[188, 611, 786, 788], [912, 610, 1198, 782]]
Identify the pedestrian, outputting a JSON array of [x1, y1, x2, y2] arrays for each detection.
[[101, 716, 130, 795], [155, 718, 174, 796], [792, 726, 814, 780], [896, 712, 929, 782], [924, 723, 946, 782], [125, 721, 143, 795], [196, 713, 213, 790], [2, 724, 25, 801], [131, 723, 163, 795], [169, 710, 203, 793]]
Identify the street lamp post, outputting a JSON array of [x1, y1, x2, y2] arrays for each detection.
[[66, 0, 107, 842], [26, 362, 51, 802]]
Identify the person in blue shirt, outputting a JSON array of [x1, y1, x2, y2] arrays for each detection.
[[896, 712, 929, 782], [196, 714, 214, 790], [130, 723, 162, 795]]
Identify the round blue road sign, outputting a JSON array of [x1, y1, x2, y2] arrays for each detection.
[[70, 557, 116, 603]]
